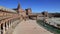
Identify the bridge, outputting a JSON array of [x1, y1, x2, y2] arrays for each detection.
[[0, 4, 38, 34], [0, 3, 53, 34]]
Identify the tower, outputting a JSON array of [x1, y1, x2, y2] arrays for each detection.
[[17, 2, 21, 10], [17, 2, 21, 13], [25, 8, 32, 15]]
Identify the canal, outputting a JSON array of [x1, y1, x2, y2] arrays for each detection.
[[37, 20, 60, 34]]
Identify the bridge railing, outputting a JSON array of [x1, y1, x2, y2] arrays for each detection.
[[0, 10, 21, 34], [0, 15, 21, 34]]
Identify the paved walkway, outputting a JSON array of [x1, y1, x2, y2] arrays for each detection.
[[12, 20, 53, 34]]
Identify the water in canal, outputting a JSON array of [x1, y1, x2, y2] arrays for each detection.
[[37, 20, 60, 34]]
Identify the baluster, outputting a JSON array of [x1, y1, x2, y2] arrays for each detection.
[[10, 20, 11, 26], [5, 22, 6, 31], [1, 24, 3, 34], [11, 19, 12, 23], [9, 20, 10, 28], [10, 20, 12, 26], [6, 22, 8, 31], [7, 21, 9, 28], [3, 23, 5, 34]]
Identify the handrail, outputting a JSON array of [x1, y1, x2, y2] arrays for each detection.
[[0, 15, 20, 34], [0, 14, 20, 34], [0, 8, 21, 34]]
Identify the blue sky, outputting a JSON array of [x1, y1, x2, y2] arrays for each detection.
[[0, 0, 60, 13]]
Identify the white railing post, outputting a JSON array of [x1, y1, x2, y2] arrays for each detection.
[[6, 22, 8, 31], [3, 23, 5, 34], [8, 21, 10, 28]]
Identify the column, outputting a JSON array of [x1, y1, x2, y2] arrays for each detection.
[[1, 24, 3, 34], [5, 22, 6, 31], [8, 21, 10, 28], [10, 20, 12, 26], [6, 22, 8, 31], [7, 21, 9, 28], [9, 20, 11, 26], [3, 23, 5, 34]]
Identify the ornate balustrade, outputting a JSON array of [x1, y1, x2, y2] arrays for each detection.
[[0, 9, 21, 34], [0, 15, 20, 34]]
